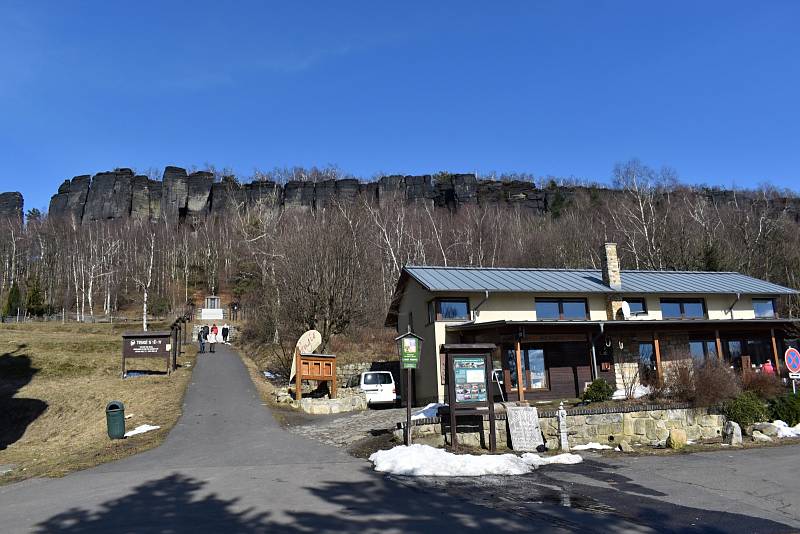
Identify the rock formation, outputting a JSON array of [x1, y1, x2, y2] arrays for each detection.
[[0, 165, 797, 225], [0, 191, 23, 224]]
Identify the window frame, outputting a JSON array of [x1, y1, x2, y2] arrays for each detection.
[[689, 337, 718, 361], [429, 297, 471, 322], [752, 298, 777, 319], [625, 298, 648, 316], [660, 298, 707, 320], [535, 298, 589, 321]]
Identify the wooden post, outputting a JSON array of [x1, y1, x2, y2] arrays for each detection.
[[405, 368, 413, 445], [653, 332, 663, 381], [486, 354, 496, 452], [294, 348, 302, 401], [771, 328, 781, 375], [715, 330, 723, 361], [515, 340, 525, 402]]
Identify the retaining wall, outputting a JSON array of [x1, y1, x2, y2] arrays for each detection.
[[399, 404, 724, 450]]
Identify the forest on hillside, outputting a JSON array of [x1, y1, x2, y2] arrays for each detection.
[[1, 160, 799, 352]]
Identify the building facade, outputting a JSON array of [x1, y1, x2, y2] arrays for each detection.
[[385, 244, 799, 404]]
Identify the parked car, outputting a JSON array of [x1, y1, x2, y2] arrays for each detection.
[[360, 371, 399, 407]]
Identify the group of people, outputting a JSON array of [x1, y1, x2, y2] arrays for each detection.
[[197, 323, 230, 354]]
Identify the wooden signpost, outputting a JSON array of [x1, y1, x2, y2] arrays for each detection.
[[290, 329, 338, 401], [396, 331, 423, 445], [121, 331, 172, 377], [442, 344, 497, 452], [506, 406, 544, 451]]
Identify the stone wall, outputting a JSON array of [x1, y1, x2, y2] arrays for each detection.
[[401, 405, 724, 450], [337, 361, 401, 388]]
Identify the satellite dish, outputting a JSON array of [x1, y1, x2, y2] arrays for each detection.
[[289, 330, 322, 381], [620, 301, 631, 320]]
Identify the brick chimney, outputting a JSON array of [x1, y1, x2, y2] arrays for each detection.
[[602, 243, 624, 320]]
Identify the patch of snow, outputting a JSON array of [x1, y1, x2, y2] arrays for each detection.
[[612, 385, 651, 400], [571, 442, 614, 451], [686, 440, 695, 445], [369, 444, 582, 476], [772, 420, 800, 438], [411, 403, 446, 420], [124, 424, 161, 438]]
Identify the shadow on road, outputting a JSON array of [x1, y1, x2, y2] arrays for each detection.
[[0, 344, 48, 450]]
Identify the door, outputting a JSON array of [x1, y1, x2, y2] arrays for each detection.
[[504, 345, 549, 393]]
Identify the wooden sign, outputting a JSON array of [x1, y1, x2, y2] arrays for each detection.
[[506, 406, 544, 452], [121, 331, 172, 377], [290, 330, 322, 381]]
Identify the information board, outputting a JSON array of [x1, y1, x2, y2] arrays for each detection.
[[506, 406, 545, 452], [400, 336, 421, 369], [453, 356, 488, 403]]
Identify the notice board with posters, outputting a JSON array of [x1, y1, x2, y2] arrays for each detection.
[[453, 356, 488, 403], [442, 344, 497, 451]]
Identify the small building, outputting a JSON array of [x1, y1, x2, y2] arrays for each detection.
[[385, 243, 799, 404], [200, 295, 224, 320]]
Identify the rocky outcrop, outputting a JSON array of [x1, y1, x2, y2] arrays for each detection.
[[2, 165, 795, 225], [0, 192, 23, 224]]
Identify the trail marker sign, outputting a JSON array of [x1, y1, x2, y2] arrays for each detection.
[[784, 348, 800, 374]]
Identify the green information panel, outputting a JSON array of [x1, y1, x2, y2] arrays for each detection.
[[453, 356, 487, 403], [400, 335, 421, 369]]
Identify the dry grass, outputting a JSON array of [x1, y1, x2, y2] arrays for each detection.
[[0, 321, 196, 484]]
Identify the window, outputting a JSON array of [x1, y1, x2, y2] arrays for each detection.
[[362, 372, 393, 385], [535, 298, 588, 321], [626, 298, 647, 315], [638, 342, 658, 385], [689, 338, 717, 362], [505, 347, 548, 389], [430, 298, 469, 321], [753, 298, 776, 319], [660, 299, 706, 319]]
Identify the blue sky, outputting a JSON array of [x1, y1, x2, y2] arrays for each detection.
[[1, 1, 799, 211]]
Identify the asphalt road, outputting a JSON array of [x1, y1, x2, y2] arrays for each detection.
[[1, 343, 797, 533]]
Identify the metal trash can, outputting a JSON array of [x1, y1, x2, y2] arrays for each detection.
[[106, 400, 125, 439]]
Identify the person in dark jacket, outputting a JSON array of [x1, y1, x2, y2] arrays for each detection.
[[197, 327, 206, 353], [221, 323, 230, 344]]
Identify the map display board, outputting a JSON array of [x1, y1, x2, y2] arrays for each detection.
[[453, 356, 488, 403]]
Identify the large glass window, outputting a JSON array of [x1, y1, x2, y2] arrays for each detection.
[[431, 299, 469, 321], [505, 347, 548, 390], [660, 299, 706, 319], [753, 299, 776, 319], [726, 340, 743, 368], [638, 342, 658, 385], [689, 338, 717, 362], [535, 298, 588, 321]]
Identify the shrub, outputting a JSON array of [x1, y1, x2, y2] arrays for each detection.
[[582, 379, 614, 402], [768, 394, 800, 426], [723, 392, 768, 428], [743, 372, 784, 400], [693, 360, 741, 407]]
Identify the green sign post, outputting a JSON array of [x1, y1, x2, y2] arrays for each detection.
[[395, 331, 423, 445]]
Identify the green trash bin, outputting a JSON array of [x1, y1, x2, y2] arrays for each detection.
[[106, 400, 125, 439]]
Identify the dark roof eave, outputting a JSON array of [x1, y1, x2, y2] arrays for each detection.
[[446, 318, 800, 331]]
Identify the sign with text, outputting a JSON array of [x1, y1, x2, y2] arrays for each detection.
[[506, 406, 545, 452], [396, 332, 423, 370], [453, 356, 488, 403], [122, 333, 170, 358]]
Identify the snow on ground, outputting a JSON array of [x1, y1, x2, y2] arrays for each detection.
[[411, 403, 446, 420], [772, 420, 800, 438], [124, 424, 161, 437], [571, 442, 614, 450], [612, 385, 651, 400], [369, 444, 582, 476]]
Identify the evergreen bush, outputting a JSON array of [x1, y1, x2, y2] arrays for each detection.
[[723, 392, 768, 428], [768, 394, 800, 426], [582, 379, 614, 402]]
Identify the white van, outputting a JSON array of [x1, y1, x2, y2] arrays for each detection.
[[359, 371, 398, 406]]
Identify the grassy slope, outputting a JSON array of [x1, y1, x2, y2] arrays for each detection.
[[0, 322, 196, 484]]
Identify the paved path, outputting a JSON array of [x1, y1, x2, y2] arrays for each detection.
[[0, 344, 648, 533]]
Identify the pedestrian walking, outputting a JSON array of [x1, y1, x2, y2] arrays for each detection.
[[202, 324, 210, 340], [197, 327, 206, 353], [208, 330, 217, 353], [221, 323, 230, 344], [211, 323, 219, 336]]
